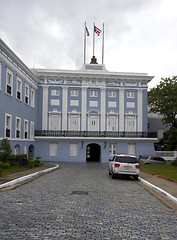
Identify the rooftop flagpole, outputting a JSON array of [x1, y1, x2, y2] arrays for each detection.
[[93, 22, 95, 57], [84, 22, 86, 64], [102, 23, 104, 64]]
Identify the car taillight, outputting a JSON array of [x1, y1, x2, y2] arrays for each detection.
[[139, 159, 142, 162], [115, 163, 120, 167], [135, 164, 139, 169]]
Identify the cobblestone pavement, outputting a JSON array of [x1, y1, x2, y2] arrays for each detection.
[[0, 162, 177, 240]]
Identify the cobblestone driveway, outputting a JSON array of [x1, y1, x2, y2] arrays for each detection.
[[0, 162, 177, 239]]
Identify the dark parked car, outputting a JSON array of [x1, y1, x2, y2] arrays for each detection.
[[139, 156, 166, 164]]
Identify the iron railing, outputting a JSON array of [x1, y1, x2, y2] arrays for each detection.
[[35, 130, 157, 138]]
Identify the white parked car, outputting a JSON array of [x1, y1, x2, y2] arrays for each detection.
[[109, 154, 139, 180]]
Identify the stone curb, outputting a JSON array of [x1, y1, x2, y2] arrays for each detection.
[[139, 177, 177, 205], [0, 164, 59, 190]]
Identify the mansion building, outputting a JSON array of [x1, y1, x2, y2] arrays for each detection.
[[0, 39, 157, 162]]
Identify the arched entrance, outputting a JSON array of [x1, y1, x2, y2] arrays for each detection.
[[86, 143, 101, 162], [28, 145, 34, 158], [14, 144, 20, 155]]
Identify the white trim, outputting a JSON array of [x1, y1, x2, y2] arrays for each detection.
[[31, 88, 35, 108], [0, 61, 2, 90], [6, 68, 13, 96], [62, 87, 68, 130], [81, 88, 87, 130], [138, 89, 143, 131], [15, 117, 21, 139], [16, 76, 22, 101], [5, 113, 12, 138], [24, 83, 29, 105], [24, 119, 28, 139], [42, 86, 48, 130], [119, 89, 124, 131], [30, 121, 35, 140]]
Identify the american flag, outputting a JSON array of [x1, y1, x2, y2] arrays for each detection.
[[85, 26, 90, 36], [94, 25, 101, 36]]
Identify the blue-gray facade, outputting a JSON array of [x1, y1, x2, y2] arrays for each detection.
[[0, 39, 157, 162]]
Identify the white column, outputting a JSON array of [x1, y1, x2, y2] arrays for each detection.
[[138, 89, 143, 132], [62, 87, 68, 130], [42, 86, 48, 130], [119, 89, 124, 131], [81, 88, 87, 131], [101, 88, 106, 131]]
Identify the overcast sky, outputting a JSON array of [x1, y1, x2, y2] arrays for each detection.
[[0, 0, 177, 88]]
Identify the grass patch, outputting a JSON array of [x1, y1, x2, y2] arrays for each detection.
[[1, 167, 27, 176], [140, 164, 177, 181]]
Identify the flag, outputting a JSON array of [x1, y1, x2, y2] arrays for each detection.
[[94, 25, 101, 36], [86, 26, 90, 36]]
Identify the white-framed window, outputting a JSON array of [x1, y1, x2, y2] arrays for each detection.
[[109, 144, 117, 156], [69, 115, 80, 131], [51, 89, 60, 96], [16, 117, 21, 139], [88, 115, 99, 131], [70, 100, 79, 106], [108, 91, 116, 98], [108, 102, 117, 108], [6, 68, 13, 96], [24, 120, 28, 139], [49, 114, 61, 130], [25, 83, 29, 104], [89, 101, 98, 107], [128, 143, 136, 155], [16, 77, 22, 101], [125, 116, 136, 132], [127, 91, 135, 98], [5, 114, 12, 138], [0, 62, 2, 89], [51, 99, 60, 106], [24, 146, 27, 154], [126, 102, 135, 108], [89, 90, 98, 97], [70, 89, 79, 97], [30, 121, 34, 140], [107, 116, 118, 131], [31, 88, 35, 108], [70, 143, 78, 156], [50, 143, 58, 156]]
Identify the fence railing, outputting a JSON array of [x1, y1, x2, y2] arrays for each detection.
[[35, 130, 157, 138], [156, 151, 177, 161]]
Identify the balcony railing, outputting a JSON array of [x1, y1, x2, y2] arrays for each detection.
[[35, 130, 157, 138]]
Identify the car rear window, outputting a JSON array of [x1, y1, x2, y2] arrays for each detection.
[[115, 156, 138, 163]]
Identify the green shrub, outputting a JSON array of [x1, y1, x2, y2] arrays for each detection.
[[0, 138, 12, 162], [171, 158, 177, 166], [28, 157, 35, 168], [0, 162, 10, 169]]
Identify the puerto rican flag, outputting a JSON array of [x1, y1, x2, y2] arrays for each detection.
[[86, 26, 90, 36], [94, 25, 101, 36]]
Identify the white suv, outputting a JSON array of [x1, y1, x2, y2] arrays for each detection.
[[109, 154, 139, 180]]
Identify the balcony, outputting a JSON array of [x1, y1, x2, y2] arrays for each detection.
[[35, 130, 157, 138]]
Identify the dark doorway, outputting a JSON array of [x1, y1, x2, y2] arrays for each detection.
[[28, 145, 34, 158], [86, 143, 101, 162]]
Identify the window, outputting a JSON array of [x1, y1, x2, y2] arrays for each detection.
[[128, 144, 136, 155], [89, 101, 98, 107], [30, 121, 34, 140], [126, 102, 135, 108], [50, 143, 58, 156], [70, 143, 78, 156], [25, 84, 29, 104], [51, 89, 60, 96], [49, 114, 61, 130], [127, 91, 135, 98], [70, 89, 79, 97], [16, 77, 22, 100], [125, 116, 136, 132], [108, 91, 116, 98], [70, 100, 79, 106], [51, 99, 60, 106], [109, 144, 116, 156], [5, 114, 12, 138], [88, 115, 99, 131], [24, 120, 28, 139], [89, 90, 98, 97], [31, 88, 35, 107], [16, 118, 21, 139], [69, 115, 79, 131], [6, 68, 13, 95], [107, 116, 117, 131], [108, 102, 117, 108]]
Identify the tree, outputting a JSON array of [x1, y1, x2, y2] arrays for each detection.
[[148, 76, 177, 129], [0, 138, 12, 162]]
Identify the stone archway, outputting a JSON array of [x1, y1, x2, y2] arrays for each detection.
[[86, 143, 101, 162]]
